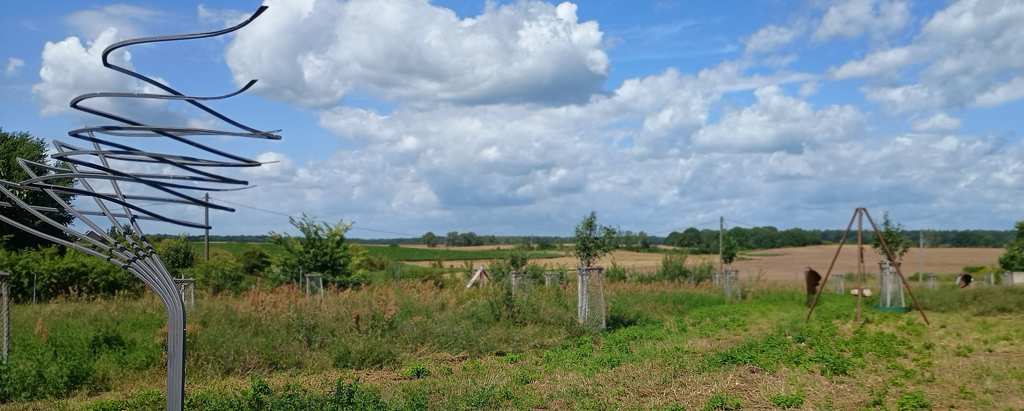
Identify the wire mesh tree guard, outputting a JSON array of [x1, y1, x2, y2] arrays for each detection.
[[831, 274, 845, 294], [721, 269, 741, 300], [925, 274, 938, 290], [0, 7, 277, 410], [984, 272, 996, 286], [173, 278, 196, 310], [510, 270, 530, 297], [806, 207, 928, 326], [305, 274, 324, 300], [876, 261, 906, 310], [576, 266, 606, 329], [544, 271, 558, 287], [1, 271, 9, 364]]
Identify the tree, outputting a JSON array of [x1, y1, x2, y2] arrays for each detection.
[[238, 244, 271, 275], [679, 227, 702, 248], [998, 221, 1024, 271], [158, 235, 197, 277], [508, 243, 530, 272], [0, 129, 76, 251], [721, 236, 738, 267], [421, 231, 439, 248], [445, 231, 458, 248], [572, 211, 616, 268], [269, 215, 361, 287], [870, 211, 912, 262]]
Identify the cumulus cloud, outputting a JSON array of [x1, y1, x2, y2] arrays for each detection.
[[31, 28, 184, 125], [813, 0, 909, 42], [832, 0, 1024, 111], [692, 85, 865, 152], [911, 112, 962, 132], [745, 25, 799, 53], [3, 58, 23, 77], [224, 0, 609, 107]]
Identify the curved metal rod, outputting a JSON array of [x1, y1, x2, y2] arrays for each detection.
[[0, 6, 276, 410]]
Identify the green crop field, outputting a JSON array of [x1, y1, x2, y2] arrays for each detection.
[[4, 279, 1024, 410], [190, 242, 561, 262]]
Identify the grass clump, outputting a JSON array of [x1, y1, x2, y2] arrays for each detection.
[[398, 363, 430, 379], [895, 390, 931, 410], [767, 391, 805, 408], [703, 392, 742, 410]]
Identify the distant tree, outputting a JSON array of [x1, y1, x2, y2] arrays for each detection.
[[269, 215, 361, 287], [924, 230, 941, 248], [421, 231, 438, 248], [998, 222, 1024, 271], [459, 231, 480, 246], [158, 235, 197, 277], [572, 211, 616, 268], [870, 212, 913, 262], [679, 227, 702, 248], [445, 231, 458, 248], [238, 244, 271, 275], [1, 129, 76, 251], [637, 231, 650, 249]]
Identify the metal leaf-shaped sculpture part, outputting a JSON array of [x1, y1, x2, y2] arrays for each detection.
[[0, 6, 277, 410]]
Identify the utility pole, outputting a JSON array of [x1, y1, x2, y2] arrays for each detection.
[[204, 192, 210, 261], [919, 230, 923, 284], [719, 216, 724, 271]]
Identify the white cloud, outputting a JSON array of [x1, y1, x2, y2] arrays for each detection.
[[832, 0, 1024, 111], [243, 152, 296, 181], [830, 46, 924, 79], [911, 112, 962, 132], [798, 80, 820, 97], [63, 4, 162, 40], [3, 58, 23, 77], [813, 0, 909, 42], [745, 25, 799, 53], [973, 76, 1024, 108], [693, 85, 866, 152], [197, 4, 247, 27], [224, 0, 609, 107], [31, 28, 184, 125]]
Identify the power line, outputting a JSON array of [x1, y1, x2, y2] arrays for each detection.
[[724, 218, 757, 228], [651, 219, 720, 235], [207, 196, 419, 237]]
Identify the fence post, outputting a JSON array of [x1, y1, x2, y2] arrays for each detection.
[[1, 270, 9, 364]]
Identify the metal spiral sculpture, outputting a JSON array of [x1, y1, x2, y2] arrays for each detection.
[[0, 6, 277, 409]]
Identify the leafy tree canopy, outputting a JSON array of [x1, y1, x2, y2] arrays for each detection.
[[572, 211, 616, 268], [269, 215, 362, 287], [870, 211, 913, 262], [998, 221, 1024, 271], [0, 129, 76, 251]]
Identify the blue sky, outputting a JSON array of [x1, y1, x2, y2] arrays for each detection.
[[1, 0, 1023, 238]]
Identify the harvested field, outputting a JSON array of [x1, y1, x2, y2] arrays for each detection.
[[406, 245, 1005, 282], [732, 245, 1004, 281]]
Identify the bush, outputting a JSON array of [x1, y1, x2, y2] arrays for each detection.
[[190, 255, 244, 294], [0, 246, 142, 302]]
